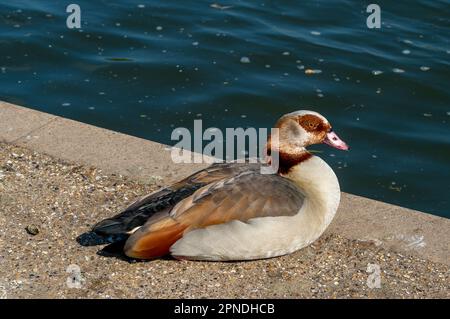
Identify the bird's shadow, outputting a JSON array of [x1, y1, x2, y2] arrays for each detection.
[[76, 231, 172, 262]]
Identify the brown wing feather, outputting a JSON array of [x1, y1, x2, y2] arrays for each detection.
[[92, 162, 259, 237], [125, 218, 185, 259], [124, 169, 305, 259]]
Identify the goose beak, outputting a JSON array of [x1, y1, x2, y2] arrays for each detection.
[[324, 131, 349, 151]]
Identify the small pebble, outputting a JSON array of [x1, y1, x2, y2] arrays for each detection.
[[25, 225, 39, 236]]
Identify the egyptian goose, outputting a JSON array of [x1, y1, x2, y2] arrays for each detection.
[[92, 110, 349, 261]]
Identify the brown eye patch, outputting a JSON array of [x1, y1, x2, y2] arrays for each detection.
[[298, 114, 328, 133]]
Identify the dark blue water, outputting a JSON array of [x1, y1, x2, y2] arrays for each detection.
[[1, 1, 449, 217]]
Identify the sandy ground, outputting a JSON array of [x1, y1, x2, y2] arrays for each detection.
[[0, 142, 448, 299]]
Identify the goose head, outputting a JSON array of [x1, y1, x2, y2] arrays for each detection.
[[267, 110, 348, 173]]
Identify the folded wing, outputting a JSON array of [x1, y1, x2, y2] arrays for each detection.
[[92, 162, 264, 238]]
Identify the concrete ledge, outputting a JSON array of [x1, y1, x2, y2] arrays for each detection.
[[1, 100, 449, 266], [0, 101, 207, 184]]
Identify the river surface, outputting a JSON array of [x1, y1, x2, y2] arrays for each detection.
[[1, 1, 449, 217]]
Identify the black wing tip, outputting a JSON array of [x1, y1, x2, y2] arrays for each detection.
[[77, 218, 130, 247], [76, 230, 128, 247], [92, 219, 125, 236]]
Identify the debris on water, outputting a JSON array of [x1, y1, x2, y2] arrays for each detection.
[[296, 65, 305, 70], [376, 88, 382, 94], [210, 3, 233, 10], [423, 113, 432, 117], [311, 31, 321, 36], [372, 70, 383, 76], [402, 50, 411, 55], [305, 69, 322, 75], [265, 64, 271, 68], [137, 4, 145, 8], [389, 184, 402, 192], [282, 51, 290, 56], [192, 41, 199, 46], [25, 225, 39, 236], [156, 26, 163, 31], [240, 56, 251, 64], [420, 66, 430, 71], [402, 39, 413, 44], [393, 68, 405, 73], [61, 102, 71, 107]]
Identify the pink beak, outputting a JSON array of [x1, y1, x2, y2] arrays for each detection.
[[323, 131, 349, 151]]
